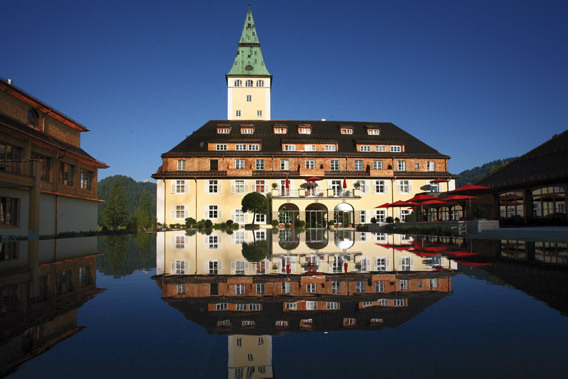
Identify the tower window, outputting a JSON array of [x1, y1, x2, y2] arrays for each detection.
[[257, 110, 262, 117], [256, 80, 264, 87], [245, 80, 253, 87], [236, 110, 241, 117], [234, 79, 242, 87], [246, 95, 252, 102]]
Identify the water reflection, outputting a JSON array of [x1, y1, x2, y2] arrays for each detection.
[[0, 237, 102, 376], [154, 230, 456, 378]]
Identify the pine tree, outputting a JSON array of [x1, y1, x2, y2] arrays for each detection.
[[104, 180, 128, 230], [136, 191, 153, 231]]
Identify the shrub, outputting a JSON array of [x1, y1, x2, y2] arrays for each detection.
[[294, 219, 306, 228], [328, 220, 335, 226], [185, 217, 196, 228], [226, 219, 233, 226], [370, 217, 377, 224], [232, 223, 239, 230], [205, 219, 213, 229], [271, 219, 279, 227], [386, 216, 394, 223], [394, 217, 400, 223]]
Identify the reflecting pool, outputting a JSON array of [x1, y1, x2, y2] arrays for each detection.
[[1, 231, 568, 378]]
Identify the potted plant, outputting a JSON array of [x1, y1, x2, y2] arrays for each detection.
[[328, 220, 335, 229], [353, 182, 360, 190], [271, 182, 278, 190]]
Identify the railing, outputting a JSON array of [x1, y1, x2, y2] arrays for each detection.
[[0, 160, 34, 177], [271, 188, 361, 198]]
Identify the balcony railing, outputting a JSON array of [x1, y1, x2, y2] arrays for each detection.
[[271, 188, 361, 198], [0, 160, 34, 177]]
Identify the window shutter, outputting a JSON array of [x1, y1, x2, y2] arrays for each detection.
[[204, 261, 210, 274], [218, 206, 222, 219], [329, 257, 335, 273], [231, 209, 235, 221], [384, 181, 389, 194], [397, 257, 402, 271], [408, 181, 413, 194], [184, 180, 188, 194], [410, 258, 415, 271], [218, 261, 222, 274], [171, 206, 176, 219], [204, 181, 209, 194], [171, 261, 176, 274], [250, 262, 257, 275], [231, 261, 236, 275], [244, 262, 249, 275], [218, 181, 222, 193], [395, 180, 400, 194], [244, 180, 249, 192], [204, 205, 208, 219], [386, 258, 391, 271], [171, 181, 176, 194], [356, 210, 361, 223], [231, 180, 236, 194]]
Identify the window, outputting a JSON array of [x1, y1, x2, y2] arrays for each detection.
[[394, 299, 405, 307], [362, 301, 374, 308], [327, 301, 339, 310], [330, 160, 340, 171], [398, 180, 411, 194], [208, 235, 218, 249], [306, 301, 317, 310], [360, 145, 371, 152], [236, 337, 243, 346], [374, 180, 387, 193], [235, 284, 246, 295], [375, 281, 385, 292], [233, 180, 246, 194], [59, 162, 75, 186], [208, 180, 219, 193], [285, 302, 297, 310], [275, 320, 288, 327], [368, 129, 380, 135], [217, 127, 230, 134], [398, 161, 406, 171], [234, 79, 242, 87], [177, 160, 186, 170], [376, 145, 386, 152], [256, 79, 264, 87], [235, 110, 241, 117], [305, 160, 315, 169], [356, 180, 368, 194], [255, 180, 265, 193], [246, 95, 252, 102], [174, 180, 187, 193], [235, 159, 245, 169], [250, 304, 260, 311], [330, 180, 342, 196], [354, 160, 363, 171], [281, 282, 290, 294], [373, 160, 383, 170], [430, 278, 438, 289], [258, 337, 264, 344], [306, 283, 316, 293], [209, 261, 219, 275], [172, 260, 186, 274], [374, 209, 386, 223], [233, 209, 246, 223], [356, 281, 365, 293], [245, 80, 253, 87], [341, 128, 353, 134], [247, 353, 254, 361], [299, 127, 311, 134], [359, 210, 368, 223], [256, 283, 265, 294], [236, 144, 246, 151], [216, 303, 228, 311], [400, 280, 409, 290], [274, 127, 287, 134], [80, 170, 93, 190], [325, 144, 337, 151], [427, 161, 435, 171], [208, 205, 219, 219], [210, 159, 218, 171], [241, 128, 254, 134], [174, 205, 185, 219], [32, 153, 52, 181], [376, 257, 387, 271], [332, 281, 341, 294], [378, 299, 389, 306], [175, 284, 185, 295], [344, 318, 356, 326], [400, 209, 411, 221], [255, 159, 264, 170], [391, 145, 402, 152], [216, 144, 227, 151], [415, 163, 420, 169], [284, 145, 296, 151], [257, 110, 262, 117], [280, 160, 289, 171], [304, 144, 316, 151], [401, 257, 412, 271], [248, 144, 259, 151], [255, 213, 266, 224]]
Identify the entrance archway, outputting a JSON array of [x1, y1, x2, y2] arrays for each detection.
[[278, 203, 299, 225], [334, 203, 354, 227], [305, 203, 328, 228]]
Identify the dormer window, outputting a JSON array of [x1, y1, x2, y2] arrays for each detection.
[[391, 146, 402, 153], [284, 145, 296, 151], [298, 124, 311, 134], [234, 79, 242, 87], [256, 80, 264, 87], [245, 80, 253, 87], [360, 145, 371, 152], [368, 129, 380, 135], [376, 145, 386, 152], [340, 127, 353, 135], [241, 127, 254, 134], [217, 126, 231, 134], [216, 144, 228, 151], [274, 126, 287, 134], [325, 144, 337, 152]]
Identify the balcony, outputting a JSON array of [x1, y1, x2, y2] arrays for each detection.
[[0, 160, 34, 187], [271, 188, 361, 199]]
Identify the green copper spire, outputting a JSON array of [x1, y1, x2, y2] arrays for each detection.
[[227, 5, 271, 77]]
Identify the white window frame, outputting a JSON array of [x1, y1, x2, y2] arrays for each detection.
[[207, 235, 219, 249], [306, 301, 317, 310], [376, 145, 386, 152], [306, 283, 316, 293], [375, 281, 385, 292], [325, 144, 337, 151], [177, 160, 186, 171], [207, 180, 219, 194], [285, 302, 297, 310], [398, 180, 411, 194], [246, 95, 252, 102], [327, 301, 339, 310], [233, 209, 246, 223], [173, 180, 187, 194], [241, 128, 254, 134], [304, 144, 316, 151], [255, 180, 266, 193], [236, 144, 246, 151], [255, 159, 264, 170], [284, 145, 296, 151], [257, 110, 262, 117], [235, 110, 241, 117], [280, 160, 290, 171], [374, 209, 386, 223], [374, 179, 388, 194], [256, 79, 264, 87], [359, 210, 368, 223], [281, 282, 291, 294], [172, 260, 187, 274], [208, 205, 219, 219], [330, 160, 340, 171], [299, 128, 311, 134], [360, 145, 371, 152], [368, 129, 380, 135], [245, 79, 253, 87], [373, 160, 383, 170], [235, 160, 245, 169], [248, 144, 259, 151], [428, 161, 435, 171], [234, 79, 242, 87], [354, 160, 363, 171], [235, 284, 246, 295], [173, 205, 186, 219], [256, 283, 265, 294], [274, 127, 287, 134], [216, 144, 228, 151], [255, 213, 266, 224], [391, 145, 401, 152], [305, 160, 315, 169], [398, 161, 406, 171]]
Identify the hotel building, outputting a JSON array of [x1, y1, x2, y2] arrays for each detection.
[[152, 6, 454, 227]]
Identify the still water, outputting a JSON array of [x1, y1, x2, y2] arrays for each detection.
[[1, 230, 568, 378]]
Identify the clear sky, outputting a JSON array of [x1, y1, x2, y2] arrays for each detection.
[[2, 0, 567, 182]]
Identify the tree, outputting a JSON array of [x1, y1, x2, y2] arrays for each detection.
[[136, 191, 153, 231], [241, 192, 268, 225], [104, 180, 128, 230], [241, 240, 269, 262]]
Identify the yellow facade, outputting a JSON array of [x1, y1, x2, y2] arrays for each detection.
[[227, 77, 271, 120]]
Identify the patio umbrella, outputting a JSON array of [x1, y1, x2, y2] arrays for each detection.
[[444, 195, 476, 219], [430, 178, 449, 183], [307, 176, 322, 182], [285, 176, 289, 188], [455, 261, 492, 268], [343, 177, 347, 189], [450, 184, 490, 192], [406, 194, 438, 202], [444, 250, 478, 257], [376, 202, 392, 208]]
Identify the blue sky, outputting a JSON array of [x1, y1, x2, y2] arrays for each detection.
[[2, 0, 567, 182]]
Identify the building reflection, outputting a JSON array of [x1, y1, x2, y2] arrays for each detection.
[[0, 237, 102, 376], [154, 230, 456, 378]]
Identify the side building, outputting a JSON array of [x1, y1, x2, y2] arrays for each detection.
[[0, 78, 108, 237], [153, 120, 453, 227]]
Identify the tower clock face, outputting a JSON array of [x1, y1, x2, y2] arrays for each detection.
[[246, 65, 253, 71]]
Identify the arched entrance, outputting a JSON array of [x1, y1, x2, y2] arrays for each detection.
[[334, 203, 354, 227], [278, 203, 299, 225], [305, 203, 328, 228]]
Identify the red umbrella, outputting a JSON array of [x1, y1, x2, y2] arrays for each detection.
[[307, 176, 322, 181], [456, 261, 492, 268], [375, 202, 392, 208], [444, 195, 476, 201], [430, 178, 449, 183], [406, 194, 438, 202], [422, 199, 446, 205], [445, 251, 478, 257], [412, 251, 440, 257], [450, 184, 490, 192], [285, 176, 290, 189], [390, 200, 417, 207], [343, 178, 347, 189]]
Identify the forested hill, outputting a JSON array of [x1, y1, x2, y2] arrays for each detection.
[[97, 175, 156, 224], [456, 157, 517, 187]]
